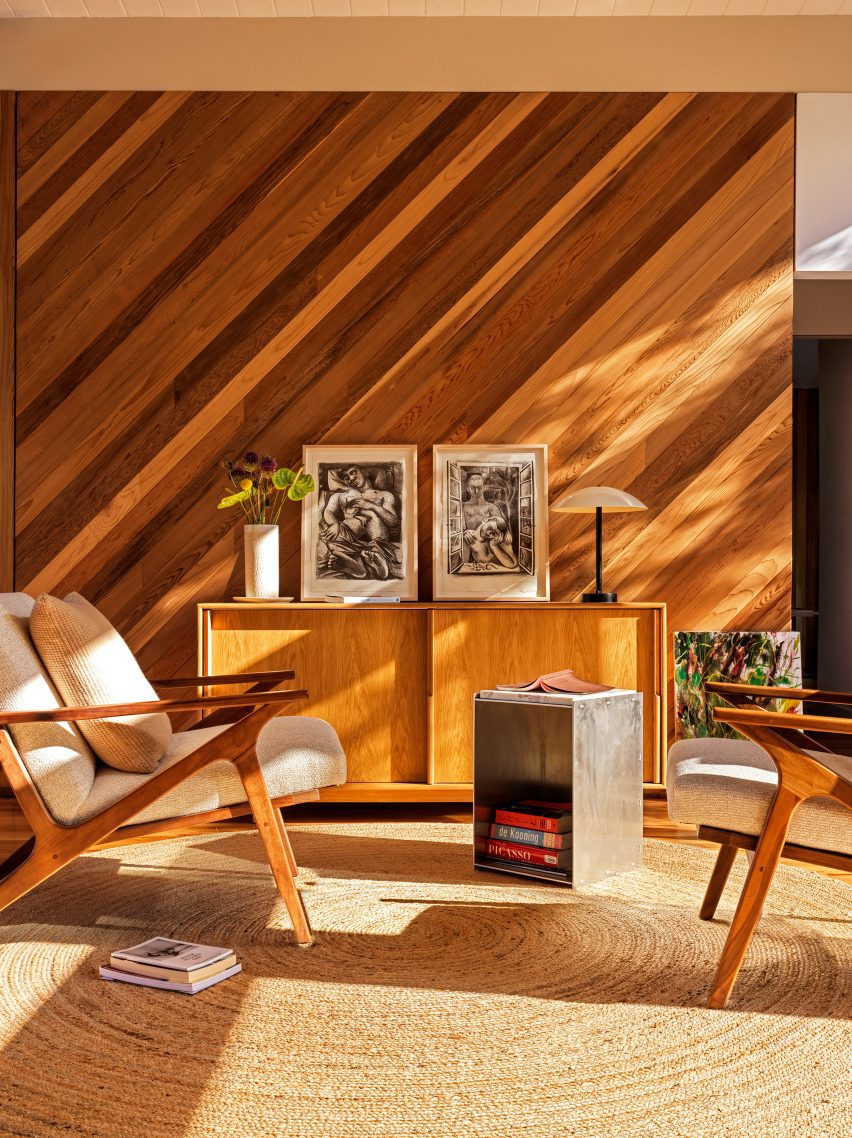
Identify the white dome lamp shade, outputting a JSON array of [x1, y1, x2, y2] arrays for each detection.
[[551, 485, 647, 603]]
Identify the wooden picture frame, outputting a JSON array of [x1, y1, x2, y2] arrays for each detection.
[[301, 445, 418, 601], [433, 444, 550, 602]]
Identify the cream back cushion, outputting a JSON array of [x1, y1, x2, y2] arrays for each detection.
[[30, 593, 171, 774], [0, 609, 97, 825]]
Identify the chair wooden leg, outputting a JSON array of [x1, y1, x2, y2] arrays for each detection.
[[699, 842, 738, 920], [238, 758, 313, 946], [0, 838, 64, 915], [707, 786, 800, 1009], [275, 809, 299, 877], [0, 835, 36, 885]]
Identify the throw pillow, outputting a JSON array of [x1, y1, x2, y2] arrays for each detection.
[[0, 610, 98, 825], [30, 593, 171, 774]]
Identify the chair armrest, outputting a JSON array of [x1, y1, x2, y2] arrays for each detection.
[[150, 670, 295, 688], [713, 707, 852, 735], [0, 689, 308, 725], [707, 681, 852, 707]]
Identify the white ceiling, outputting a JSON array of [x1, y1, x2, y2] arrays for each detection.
[[4, 1, 852, 16]]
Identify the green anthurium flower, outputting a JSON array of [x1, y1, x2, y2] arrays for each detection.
[[272, 467, 315, 501], [218, 488, 252, 509]]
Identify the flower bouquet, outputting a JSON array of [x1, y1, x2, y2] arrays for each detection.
[[218, 452, 314, 522], [218, 451, 314, 598]]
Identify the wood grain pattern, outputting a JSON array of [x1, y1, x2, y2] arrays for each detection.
[[430, 605, 663, 783], [204, 602, 665, 791], [208, 608, 429, 784], [11, 92, 794, 699], [0, 93, 14, 593]]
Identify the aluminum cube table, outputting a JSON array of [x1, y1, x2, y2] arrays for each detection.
[[473, 688, 643, 888]]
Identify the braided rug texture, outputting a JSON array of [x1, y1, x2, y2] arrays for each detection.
[[0, 824, 849, 1138]]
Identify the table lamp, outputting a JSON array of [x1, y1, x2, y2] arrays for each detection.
[[551, 485, 647, 603]]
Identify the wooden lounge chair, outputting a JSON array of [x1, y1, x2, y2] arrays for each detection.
[[0, 593, 346, 946], [668, 680, 852, 1008]]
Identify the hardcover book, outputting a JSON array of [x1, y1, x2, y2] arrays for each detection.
[[110, 937, 233, 972], [99, 962, 242, 995], [476, 837, 572, 869], [490, 823, 571, 849], [324, 596, 402, 604], [493, 802, 572, 834], [109, 953, 239, 984]]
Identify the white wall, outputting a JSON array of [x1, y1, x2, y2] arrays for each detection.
[[796, 94, 852, 275]]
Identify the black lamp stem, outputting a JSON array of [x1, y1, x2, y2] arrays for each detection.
[[582, 504, 617, 603]]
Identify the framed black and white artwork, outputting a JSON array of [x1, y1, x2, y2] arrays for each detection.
[[301, 445, 418, 601], [432, 444, 549, 602]]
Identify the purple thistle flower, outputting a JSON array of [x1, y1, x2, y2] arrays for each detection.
[[244, 451, 259, 465], [231, 468, 247, 480], [260, 456, 276, 473]]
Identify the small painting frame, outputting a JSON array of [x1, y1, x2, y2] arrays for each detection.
[[301, 445, 418, 601], [433, 444, 550, 602]]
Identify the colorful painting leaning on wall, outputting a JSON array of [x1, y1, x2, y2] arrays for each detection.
[[674, 631, 802, 741]]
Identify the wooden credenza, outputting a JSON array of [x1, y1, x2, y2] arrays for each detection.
[[199, 602, 667, 801]]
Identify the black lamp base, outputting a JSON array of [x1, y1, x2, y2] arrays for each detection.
[[581, 591, 617, 604]]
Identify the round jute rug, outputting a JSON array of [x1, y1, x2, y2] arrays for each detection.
[[0, 824, 849, 1138]]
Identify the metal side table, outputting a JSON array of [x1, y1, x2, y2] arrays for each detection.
[[473, 689, 643, 888]]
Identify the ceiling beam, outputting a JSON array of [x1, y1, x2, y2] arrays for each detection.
[[2, 16, 852, 92]]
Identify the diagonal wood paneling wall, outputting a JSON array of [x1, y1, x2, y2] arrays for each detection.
[[14, 91, 794, 682]]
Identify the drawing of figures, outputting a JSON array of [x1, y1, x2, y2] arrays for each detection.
[[301, 446, 418, 600], [317, 462, 404, 582], [433, 445, 549, 602]]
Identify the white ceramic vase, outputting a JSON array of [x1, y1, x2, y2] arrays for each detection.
[[244, 524, 279, 598]]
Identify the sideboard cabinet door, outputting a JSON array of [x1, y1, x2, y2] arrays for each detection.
[[208, 609, 428, 784], [430, 607, 662, 784]]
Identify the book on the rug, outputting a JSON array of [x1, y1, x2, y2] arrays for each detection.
[[109, 952, 239, 984], [476, 837, 572, 869], [99, 962, 242, 995], [493, 801, 573, 834], [111, 937, 233, 972], [495, 668, 611, 696], [489, 822, 572, 849]]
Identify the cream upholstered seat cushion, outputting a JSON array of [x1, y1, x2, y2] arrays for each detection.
[[30, 593, 171, 775], [0, 601, 98, 826], [71, 715, 347, 826], [667, 737, 852, 857]]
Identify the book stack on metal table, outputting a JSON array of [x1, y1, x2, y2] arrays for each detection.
[[476, 799, 573, 877]]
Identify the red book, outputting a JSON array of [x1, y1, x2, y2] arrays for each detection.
[[492, 803, 572, 833], [476, 837, 572, 869]]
